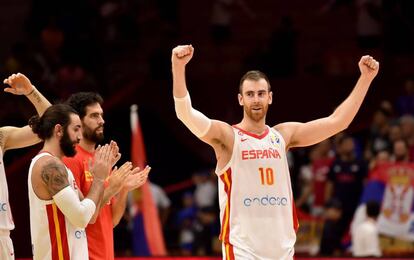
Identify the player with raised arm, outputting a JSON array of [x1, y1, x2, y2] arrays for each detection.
[[171, 45, 379, 259], [1, 73, 51, 260]]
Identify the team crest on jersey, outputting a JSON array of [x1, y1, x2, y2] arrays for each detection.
[[270, 133, 280, 147]]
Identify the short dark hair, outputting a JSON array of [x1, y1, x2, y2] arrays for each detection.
[[366, 201, 380, 219], [239, 70, 271, 94], [29, 104, 78, 140], [66, 92, 103, 119]]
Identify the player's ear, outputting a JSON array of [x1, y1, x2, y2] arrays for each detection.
[[238, 93, 243, 106], [268, 91, 273, 105], [54, 124, 63, 138]]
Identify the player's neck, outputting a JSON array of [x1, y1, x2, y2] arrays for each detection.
[[79, 139, 96, 153], [42, 141, 64, 159], [238, 117, 267, 135]]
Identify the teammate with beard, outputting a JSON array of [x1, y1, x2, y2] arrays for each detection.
[[171, 45, 379, 259], [63, 92, 150, 260], [28, 104, 114, 260], [1, 73, 51, 260]]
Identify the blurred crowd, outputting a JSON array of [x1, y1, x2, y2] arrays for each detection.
[[292, 81, 414, 256]]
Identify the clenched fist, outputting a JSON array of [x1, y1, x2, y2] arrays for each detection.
[[358, 55, 379, 80], [171, 45, 194, 67]]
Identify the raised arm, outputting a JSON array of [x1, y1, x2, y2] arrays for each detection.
[[276, 55, 379, 149], [1, 73, 52, 151], [171, 45, 233, 153]]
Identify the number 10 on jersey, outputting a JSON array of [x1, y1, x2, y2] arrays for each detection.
[[259, 167, 274, 185]]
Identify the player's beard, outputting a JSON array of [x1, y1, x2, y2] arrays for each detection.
[[60, 129, 78, 157], [83, 125, 104, 144], [245, 103, 268, 122]]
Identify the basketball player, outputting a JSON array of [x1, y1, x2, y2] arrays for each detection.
[[28, 104, 114, 259], [171, 45, 379, 259], [63, 92, 150, 260], [1, 73, 51, 260]]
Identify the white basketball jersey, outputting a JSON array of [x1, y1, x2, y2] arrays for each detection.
[[217, 126, 298, 260], [28, 152, 89, 260], [0, 147, 14, 231]]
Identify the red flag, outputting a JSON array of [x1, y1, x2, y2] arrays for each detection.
[[130, 104, 167, 256]]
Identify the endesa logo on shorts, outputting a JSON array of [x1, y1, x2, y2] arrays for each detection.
[[243, 195, 288, 207]]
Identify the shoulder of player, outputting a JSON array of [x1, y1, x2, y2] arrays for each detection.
[[273, 123, 296, 148], [62, 156, 87, 180], [217, 120, 234, 135], [209, 120, 234, 145], [273, 123, 288, 135], [33, 156, 67, 177], [34, 156, 71, 196], [62, 154, 82, 166]]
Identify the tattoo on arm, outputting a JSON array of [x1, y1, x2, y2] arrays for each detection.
[[32, 91, 42, 104], [41, 160, 70, 196]]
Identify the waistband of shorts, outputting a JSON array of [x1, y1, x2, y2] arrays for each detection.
[[0, 230, 10, 236]]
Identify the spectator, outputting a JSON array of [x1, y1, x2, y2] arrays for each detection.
[[193, 206, 218, 256], [319, 199, 343, 256], [311, 140, 335, 216], [326, 134, 368, 244], [296, 140, 335, 215], [193, 169, 217, 210], [400, 115, 414, 161], [176, 192, 197, 256], [366, 106, 392, 157], [352, 201, 381, 257], [396, 78, 414, 117], [369, 149, 391, 171], [150, 181, 171, 225]]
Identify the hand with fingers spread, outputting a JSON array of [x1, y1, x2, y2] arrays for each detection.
[[91, 144, 112, 181], [359, 55, 380, 81], [171, 45, 194, 68], [108, 161, 133, 194], [122, 165, 151, 191], [3, 73, 35, 96], [109, 140, 121, 168]]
